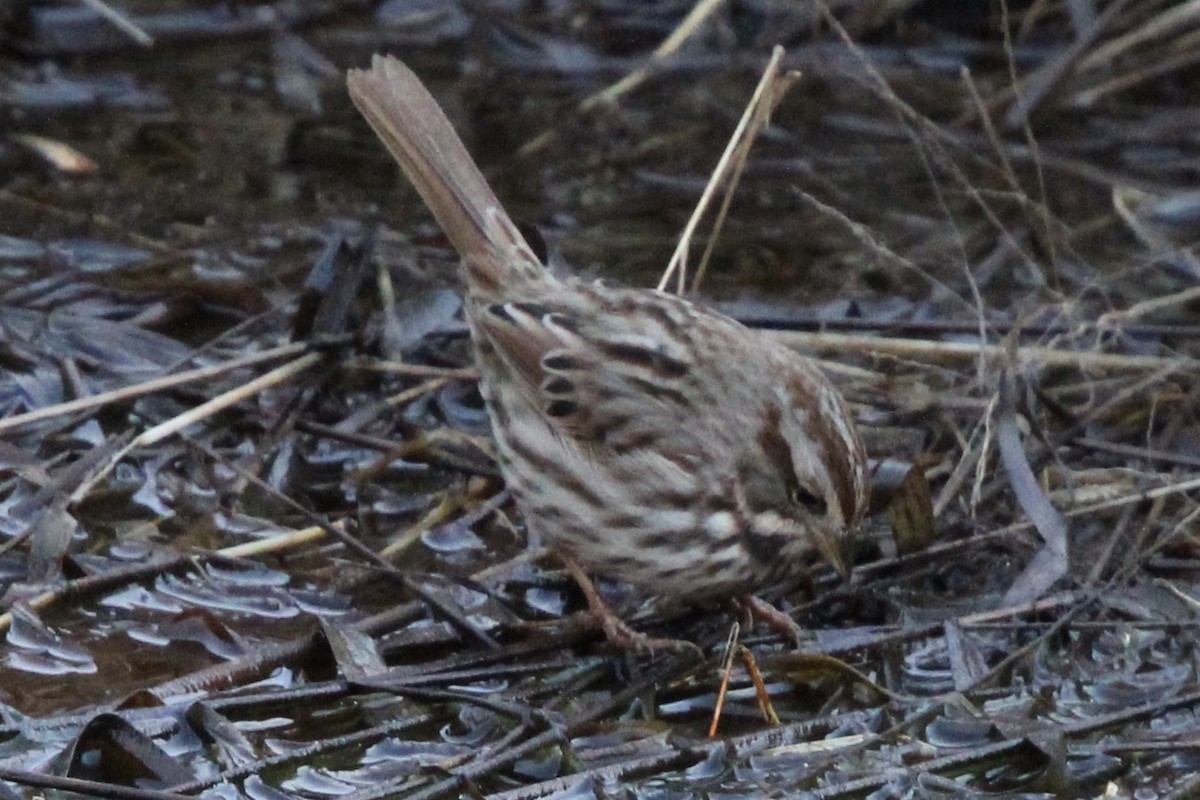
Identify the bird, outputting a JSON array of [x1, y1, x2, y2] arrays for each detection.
[[347, 55, 869, 650]]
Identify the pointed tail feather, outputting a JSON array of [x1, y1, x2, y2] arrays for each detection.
[[347, 55, 543, 294]]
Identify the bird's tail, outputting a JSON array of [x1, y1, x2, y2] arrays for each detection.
[[347, 55, 544, 297]]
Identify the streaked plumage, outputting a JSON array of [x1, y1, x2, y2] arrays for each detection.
[[348, 56, 868, 600]]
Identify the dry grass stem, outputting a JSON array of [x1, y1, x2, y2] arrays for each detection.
[[1079, 0, 1200, 70], [0, 341, 313, 435], [771, 330, 1200, 374], [1098, 285, 1200, 325], [385, 377, 451, 407], [79, 0, 154, 46], [689, 56, 798, 292], [218, 524, 331, 559], [355, 360, 479, 380], [789, 188, 972, 313], [659, 46, 792, 293], [584, 0, 727, 111], [520, 0, 727, 156], [136, 352, 323, 447]]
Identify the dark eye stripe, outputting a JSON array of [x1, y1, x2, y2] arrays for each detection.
[[789, 485, 827, 515], [758, 405, 830, 517], [755, 406, 794, 482]]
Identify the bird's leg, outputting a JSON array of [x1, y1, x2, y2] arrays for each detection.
[[560, 555, 701, 655], [737, 595, 806, 647]]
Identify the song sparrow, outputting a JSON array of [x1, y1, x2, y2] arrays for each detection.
[[348, 56, 869, 645]]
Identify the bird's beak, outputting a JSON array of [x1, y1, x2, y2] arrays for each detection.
[[812, 526, 851, 580]]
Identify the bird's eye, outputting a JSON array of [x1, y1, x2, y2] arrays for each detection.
[[789, 484, 827, 515]]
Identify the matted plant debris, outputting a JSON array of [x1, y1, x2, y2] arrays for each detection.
[[3, 1, 1200, 798]]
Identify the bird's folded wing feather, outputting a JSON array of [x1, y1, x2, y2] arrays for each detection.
[[474, 285, 737, 462]]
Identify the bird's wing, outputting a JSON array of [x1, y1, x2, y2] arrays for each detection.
[[471, 282, 738, 461]]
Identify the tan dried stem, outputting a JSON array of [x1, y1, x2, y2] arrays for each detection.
[[521, 0, 728, 156], [659, 46, 794, 294], [0, 341, 313, 435]]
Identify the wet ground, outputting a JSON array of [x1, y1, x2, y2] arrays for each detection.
[[3, 1, 1200, 798]]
